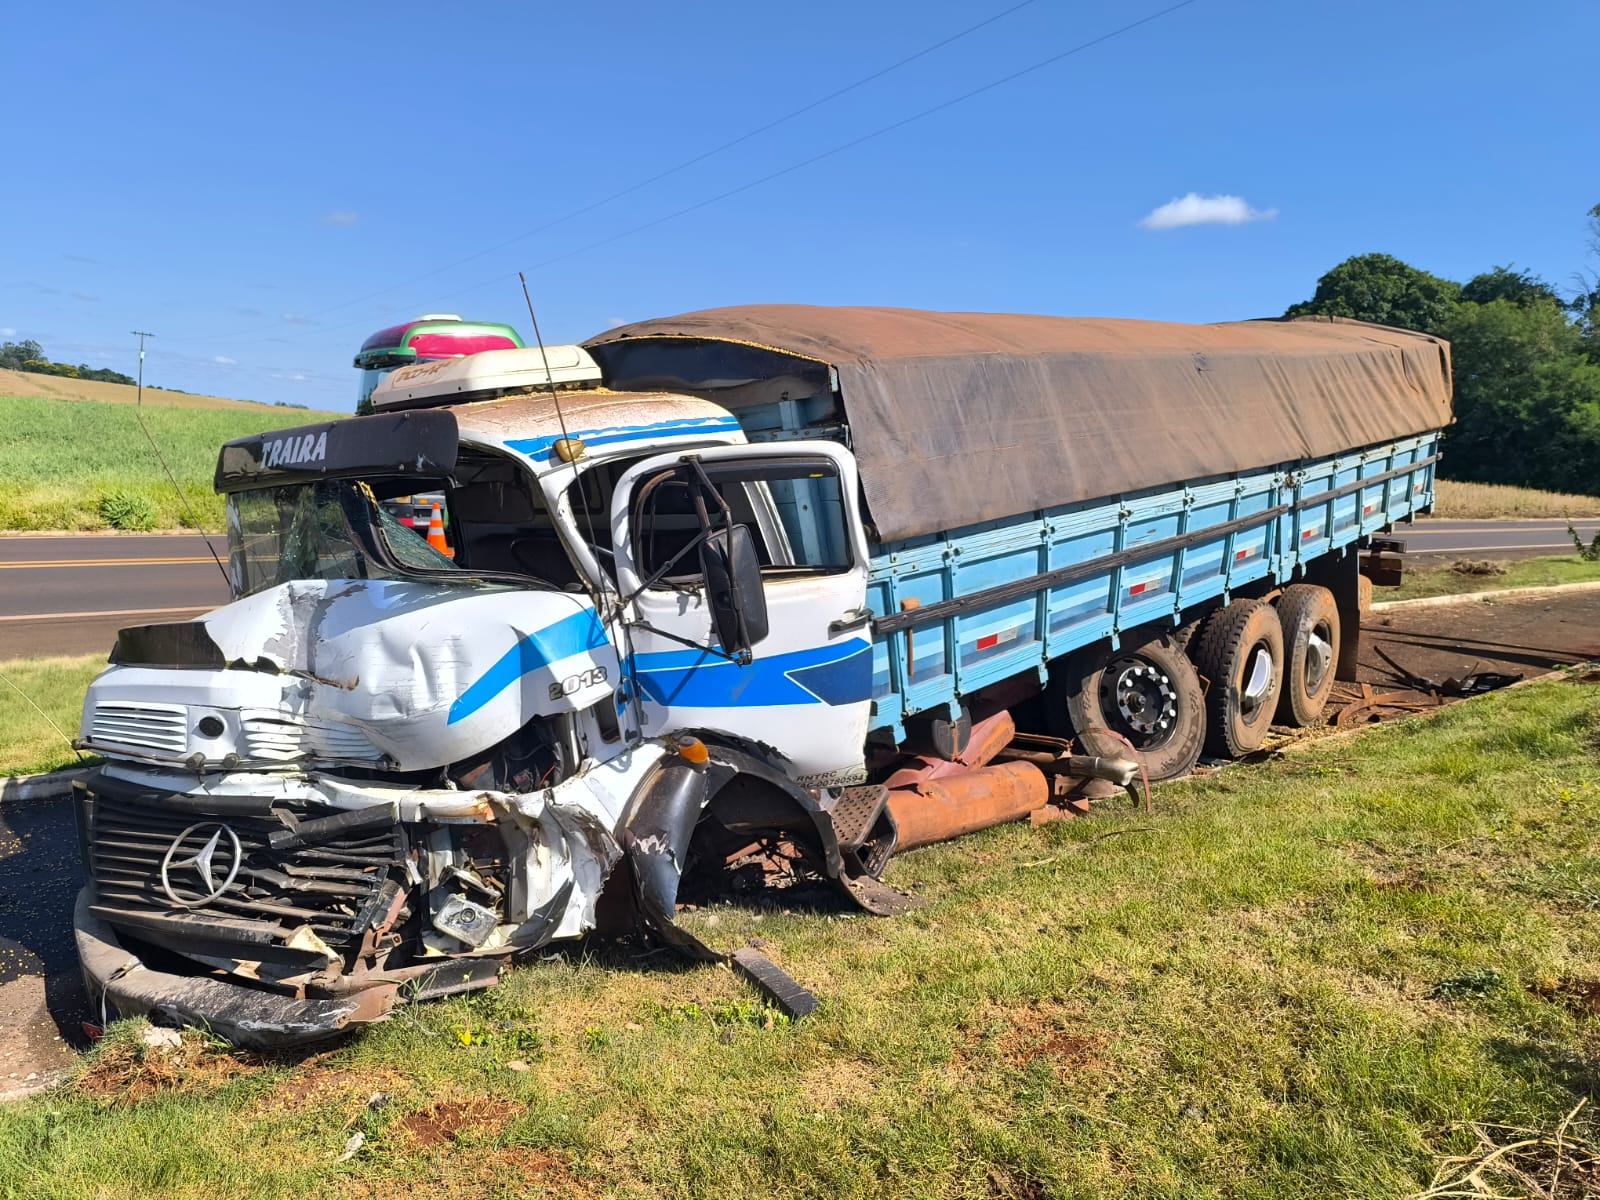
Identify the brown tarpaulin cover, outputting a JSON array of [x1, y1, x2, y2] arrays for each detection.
[[587, 306, 1453, 542]]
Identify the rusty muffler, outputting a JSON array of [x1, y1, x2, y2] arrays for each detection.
[[886, 760, 1048, 851], [884, 711, 1017, 790]]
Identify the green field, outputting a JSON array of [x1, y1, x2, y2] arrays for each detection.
[[1377, 554, 1600, 603], [1, 679, 1596, 1197], [0, 395, 323, 531]]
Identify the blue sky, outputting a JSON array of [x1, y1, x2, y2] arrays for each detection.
[[3, 0, 1595, 413]]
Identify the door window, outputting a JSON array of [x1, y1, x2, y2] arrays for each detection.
[[632, 457, 851, 583]]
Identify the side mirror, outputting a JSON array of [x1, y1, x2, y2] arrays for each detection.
[[699, 524, 769, 660]]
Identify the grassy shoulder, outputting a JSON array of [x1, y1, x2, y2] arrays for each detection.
[[1433, 479, 1600, 519], [0, 395, 322, 531], [2, 680, 1597, 1198], [0, 653, 104, 776], [1377, 554, 1600, 603]]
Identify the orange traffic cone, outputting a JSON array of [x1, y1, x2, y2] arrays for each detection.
[[426, 501, 454, 558]]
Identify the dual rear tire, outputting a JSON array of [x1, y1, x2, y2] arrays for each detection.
[[1055, 584, 1340, 781], [1191, 599, 1284, 758]]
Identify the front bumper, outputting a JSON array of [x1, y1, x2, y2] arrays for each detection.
[[73, 888, 388, 1049]]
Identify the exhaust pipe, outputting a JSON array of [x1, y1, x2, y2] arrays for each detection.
[[886, 761, 1048, 851]]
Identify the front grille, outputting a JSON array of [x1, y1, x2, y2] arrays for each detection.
[[88, 791, 404, 953], [241, 713, 382, 762], [89, 702, 188, 755]]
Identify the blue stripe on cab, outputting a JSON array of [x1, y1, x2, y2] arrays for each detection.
[[448, 608, 611, 725], [507, 416, 742, 461], [635, 639, 871, 708]]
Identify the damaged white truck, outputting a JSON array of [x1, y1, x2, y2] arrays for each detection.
[[72, 306, 1452, 1046]]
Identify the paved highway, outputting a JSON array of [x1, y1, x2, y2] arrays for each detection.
[[1395, 517, 1598, 563], [0, 535, 231, 660], [1, 518, 1597, 661]]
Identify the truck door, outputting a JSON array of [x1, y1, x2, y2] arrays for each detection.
[[610, 442, 872, 787]]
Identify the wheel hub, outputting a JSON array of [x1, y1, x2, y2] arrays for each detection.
[[1304, 625, 1332, 691], [1105, 660, 1177, 742], [1240, 645, 1275, 716]]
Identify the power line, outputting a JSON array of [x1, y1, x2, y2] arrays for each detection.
[[187, 0, 1202, 352], [188, 0, 1043, 345], [511, 0, 1204, 280]]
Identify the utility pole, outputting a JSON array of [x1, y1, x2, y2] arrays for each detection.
[[130, 330, 155, 406]]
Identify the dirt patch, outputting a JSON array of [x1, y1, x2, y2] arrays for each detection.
[[1368, 868, 1446, 895], [1360, 592, 1600, 689], [977, 1001, 1105, 1078], [74, 1031, 257, 1105], [395, 1097, 524, 1149], [252, 1062, 413, 1116], [342, 1145, 597, 1200], [1532, 977, 1600, 1017], [1008, 1029, 1102, 1073]]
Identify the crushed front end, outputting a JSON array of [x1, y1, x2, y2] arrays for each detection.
[[71, 414, 650, 1045]]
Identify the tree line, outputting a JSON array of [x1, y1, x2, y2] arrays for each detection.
[[1284, 204, 1600, 496], [0, 339, 137, 386]]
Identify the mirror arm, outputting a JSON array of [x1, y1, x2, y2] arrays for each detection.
[[683, 457, 758, 654], [616, 527, 713, 611], [627, 618, 750, 666]]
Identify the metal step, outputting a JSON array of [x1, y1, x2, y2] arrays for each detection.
[[825, 784, 889, 851]]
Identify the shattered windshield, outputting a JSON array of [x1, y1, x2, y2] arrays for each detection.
[[226, 480, 462, 598]]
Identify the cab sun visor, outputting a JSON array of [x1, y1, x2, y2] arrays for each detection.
[[214, 410, 459, 493]]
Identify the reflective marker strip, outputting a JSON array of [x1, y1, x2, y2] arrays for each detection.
[[975, 627, 1021, 652]]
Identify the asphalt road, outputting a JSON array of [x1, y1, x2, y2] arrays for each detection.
[[1395, 517, 1599, 563], [0, 535, 231, 661]]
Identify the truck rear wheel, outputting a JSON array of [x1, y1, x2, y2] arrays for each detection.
[[1274, 584, 1339, 727], [1191, 599, 1284, 757], [1055, 631, 1205, 782]]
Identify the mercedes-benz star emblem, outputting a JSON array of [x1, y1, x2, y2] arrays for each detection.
[[159, 822, 244, 908]]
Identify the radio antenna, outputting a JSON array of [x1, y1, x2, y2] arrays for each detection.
[[132, 403, 230, 585], [517, 273, 642, 731], [518, 272, 608, 598], [518, 273, 578, 458]]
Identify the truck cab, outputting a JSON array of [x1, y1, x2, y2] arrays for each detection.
[[74, 345, 896, 1044]]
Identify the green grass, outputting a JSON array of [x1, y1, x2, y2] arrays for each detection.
[[2, 681, 1597, 1197], [0, 395, 321, 531], [0, 653, 104, 775], [1377, 554, 1600, 602]]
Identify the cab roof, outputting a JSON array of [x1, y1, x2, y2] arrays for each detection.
[[447, 389, 744, 472]]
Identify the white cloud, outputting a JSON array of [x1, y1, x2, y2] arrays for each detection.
[[281, 313, 315, 325], [324, 211, 359, 227], [606, 317, 629, 329], [1138, 193, 1276, 231], [213, 355, 237, 366], [0, 327, 16, 337], [291, 373, 308, 382]]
